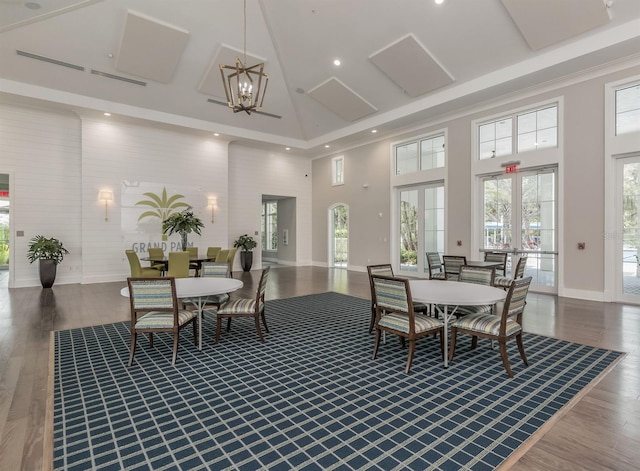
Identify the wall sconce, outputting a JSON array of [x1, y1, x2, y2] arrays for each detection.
[[99, 190, 114, 221], [208, 196, 217, 223]]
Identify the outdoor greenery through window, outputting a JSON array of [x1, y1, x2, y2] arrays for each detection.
[[332, 156, 344, 185], [616, 82, 640, 135], [478, 103, 558, 159], [395, 134, 445, 175], [261, 201, 278, 251]]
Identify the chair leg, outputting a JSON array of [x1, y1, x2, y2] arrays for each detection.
[[438, 329, 444, 359], [215, 315, 222, 344], [471, 335, 478, 350], [254, 316, 264, 341], [405, 340, 415, 374], [261, 311, 269, 333], [448, 328, 457, 361], [516, 333, 528, 366], [499, 340, 513, 377], [192, 319, 198, 346], [171, 332, 179, 365], [368, 306, 376, 334], [226, 317, 232, 332], [148, 332, 153, 348], [372, 329, 382, 359], [128, 332, 137, 367]]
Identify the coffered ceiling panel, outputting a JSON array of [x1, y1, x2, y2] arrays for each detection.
[[307, 77, 377, 122]]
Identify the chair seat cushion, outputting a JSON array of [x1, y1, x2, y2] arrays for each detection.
[[430, 272, 447, 280], [493, 276, 513, 288], [135, 310, 196, 329], [452, 312, 522, 336], [218, 298, 264, 314], [378, 312, 444, 334], [454, 304, 494, 317]]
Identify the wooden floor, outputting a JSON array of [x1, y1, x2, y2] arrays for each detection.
[[0, 266, 638, 470]]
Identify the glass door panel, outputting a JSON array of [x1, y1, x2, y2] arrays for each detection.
[[399, 189, 419, 272], [620, 158, 640, 300]]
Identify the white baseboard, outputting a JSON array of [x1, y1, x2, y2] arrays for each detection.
[[557, 287, 606, 302]]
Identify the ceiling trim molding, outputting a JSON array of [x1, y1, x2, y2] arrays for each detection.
[[0, 0, 103, 33]]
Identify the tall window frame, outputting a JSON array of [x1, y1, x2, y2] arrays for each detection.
[[261, 201, 278, 251], [394, 133, 445, 175], [332, 155, 344, 186], [615, 81, 640, 136]]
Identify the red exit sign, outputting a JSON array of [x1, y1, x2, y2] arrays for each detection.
[[0, 191, 8, 197], [505, 164, 518, 174]]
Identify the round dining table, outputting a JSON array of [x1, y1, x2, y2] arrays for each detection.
[[121, 277, 243, 350], [409, 279, 507, 367]]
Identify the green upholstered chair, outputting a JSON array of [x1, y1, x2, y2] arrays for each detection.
[[215, 249, 230, 263], [187, 246, 199, 275], [426, 252, 446, 280], [227, 247, 238, 276], [126, 250, 161, 278], [167, 251, 190, 278], [484, 251, 508, 276], [371, 274, 444, 374], [148, 247, 166, 274], [454, 265, 497, 317], [126, 277, 197, 366], [494, 256, 528, 289], [449, 276, 533, 377], [215, 266, 270, 343], [366, 264, 430, 334], [183, 262, 231, 311], [206, 246, 221, 259], [442, 255, 467, 281]]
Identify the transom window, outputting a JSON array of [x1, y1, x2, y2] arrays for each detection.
[[478, 103, 558, 160], [395, 134, 445, 175], [332, 156, 344, 186], [616, 82, 640, 135]]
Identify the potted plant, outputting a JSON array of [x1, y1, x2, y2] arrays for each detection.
[[233, 234, 257, 272], [27, 235, 69, 288], [162, 207, 205, 251]]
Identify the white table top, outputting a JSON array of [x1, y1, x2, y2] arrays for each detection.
[[120, 277, 243, 298], [409, 279, 506, 306]]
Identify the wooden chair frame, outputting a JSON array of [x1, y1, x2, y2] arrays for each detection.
[[442, 255, 467, 281]]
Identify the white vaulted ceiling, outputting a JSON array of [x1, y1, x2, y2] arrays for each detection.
[[0, 0, 639, 157]]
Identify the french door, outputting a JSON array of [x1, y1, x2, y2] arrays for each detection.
[[616, 155, 640, 303], [481, 167, 557, 293]]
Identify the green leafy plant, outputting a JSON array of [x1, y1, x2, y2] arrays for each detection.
[[26, 235, 69, 265], [234, 234, 257, 252], [162, 207, 205, 251]]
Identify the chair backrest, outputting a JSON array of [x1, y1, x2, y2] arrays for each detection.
[[125, 250, 142, 277], [127, 277, 177, 312], [227, 247, 238, 266], [148, 247, 164, 259], [215, 249, 230, 262], [200, 261, 230, 278], [187, 247, 198, 257], [459, 265, 496, 286], [514, 256, 528, 279], [426, 252, 443, 276], [255, 266, 271, 308], [442, 255, 467, 279], [371, 275, 410, 314], [167, 251, 190, 278], [206, 246, 221, 259], [499, 276, 532, 333], [367, 264, 394, 306], [484, 252, 507, 273]]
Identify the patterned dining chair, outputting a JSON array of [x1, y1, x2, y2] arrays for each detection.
[[449, 276, 533, 377], [126, 277, 198, 366], [215, 249, 230, 263], [426, 252, 446, 280], [371, 275, 445, 374], [454, 265, 497, 316], [484, 252, 508, 276], [494, 256, 528, 290], [216, 267, 271, 343], [442, 255, 467, 281], [183, 262, 231, 311]]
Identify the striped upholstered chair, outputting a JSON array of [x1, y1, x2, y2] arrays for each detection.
[[494, 256, 528, 290], [367, 264, 430, 333], [184, 262, 231, 311], [371, 275, 445, 374], [216, 266, 270, 343], [484, 251, 508, 276], [442, 255, 467, 281], [453, 265, 497, 317], [426, 252, 446, 280], [449, 276, 533, 377], [126, 277, 198, 366]]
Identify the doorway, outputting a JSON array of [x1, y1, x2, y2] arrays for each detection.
[[616, 154, 640, 302], [0, 174, 9, 287], [329, 204, 348, 268]]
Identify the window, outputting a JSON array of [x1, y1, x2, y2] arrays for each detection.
[[517, 105, 557, 153], [477, 103, 558, 160], [395, 134, 445, 175], [616, 83, 640, 135], [261, 201, 278, 251], [332, 156, 344, 185]]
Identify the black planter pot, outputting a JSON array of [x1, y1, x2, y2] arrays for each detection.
[[39, 259, 57, 288], [240, 251, 253, 272]]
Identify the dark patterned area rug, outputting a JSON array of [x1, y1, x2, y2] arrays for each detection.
[[52, 292, 623, 470]]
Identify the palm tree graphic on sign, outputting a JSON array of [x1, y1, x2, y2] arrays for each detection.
[[135, 187, 190, 240]]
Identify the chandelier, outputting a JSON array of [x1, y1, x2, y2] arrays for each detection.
[[219, 0, 269, 115]]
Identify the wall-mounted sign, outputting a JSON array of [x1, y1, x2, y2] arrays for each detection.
[[0, 191, 8, 197], [505, 164, 518, 174]]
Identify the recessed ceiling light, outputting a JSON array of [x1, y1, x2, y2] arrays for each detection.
[[435, 0, 444, 4], [214, 133, 220, 136], [285, 147, 291, 151], [333, 59, 341, 67], [371, 129, 377, 133], [25, 2, 41, 10], [324, 145, 330, 148], [103, 112, 111, 116]]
